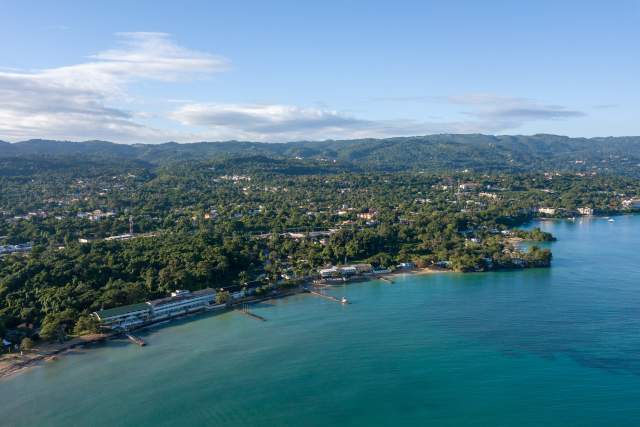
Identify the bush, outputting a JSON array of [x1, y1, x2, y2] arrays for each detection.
[[20, 337, 34, 351]]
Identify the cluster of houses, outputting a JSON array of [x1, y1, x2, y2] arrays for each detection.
[[0, 242, 32, 255], [8, 211, 48, 222], [318, 262, 409, 281], [536, 206, 595, 216], [77, 209, 116, 221]]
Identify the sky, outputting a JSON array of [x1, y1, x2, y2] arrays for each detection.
[[0, 0, 638, 143]]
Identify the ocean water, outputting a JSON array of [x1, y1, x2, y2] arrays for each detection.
[[1, 215, 639, 426]]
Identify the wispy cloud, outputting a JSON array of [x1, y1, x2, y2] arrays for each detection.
[[169, 102, 502, 142], [0, 32, 228, 142], [372, 93, 586, 135], [0, 33, 586, 143], [171, 103, 372, 141]]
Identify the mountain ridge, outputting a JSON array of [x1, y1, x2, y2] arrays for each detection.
[[1, 134, 639, 175]]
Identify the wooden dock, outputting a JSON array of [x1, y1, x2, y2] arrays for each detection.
[[376, 275, 395, 284], [237, 303, 267, 321], [309, 290, 349, 304], [125, 333, 146, 346]]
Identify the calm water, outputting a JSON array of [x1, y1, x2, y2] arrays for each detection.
[[1, 215, 640, 426]]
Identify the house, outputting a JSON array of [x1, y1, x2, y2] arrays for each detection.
[[622, 198, 640, 209], [338, 266, 357, 277], [357, 211, 377, 220], [458, 182, 481, 191], [104, 233, 134, 241], [397, 262, 415, 269], [353, 263, 373, 274], [577, 207, 594, 216], [479, 192, 498, 200], [536, 207, 556, 215], [319, 266, 341, 279]]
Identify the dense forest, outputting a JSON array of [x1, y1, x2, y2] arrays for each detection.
[[1, 136, 639, 346]]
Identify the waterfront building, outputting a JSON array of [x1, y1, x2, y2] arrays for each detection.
[[147, 289, 216, 321], [92, 288, 217, 329], [93, 303, 152, 330], [536, 207, 557, 215], [577, 207, 594, 216], [353, 263, 373, 274], [338, 266, 357, 277], [397, 262, 415, 269], [319, 266, 341, 278]]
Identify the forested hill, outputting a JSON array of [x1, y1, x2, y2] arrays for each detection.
[[1, 134, 639, 176]]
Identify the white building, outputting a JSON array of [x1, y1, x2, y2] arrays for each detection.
[[147, 289, 217, 320], [319, 266, 340, 278], [537, 207, 556, 215], [93, 303, 151, 330], [93, 288, 217, 329], [577, 207, 594, 216]]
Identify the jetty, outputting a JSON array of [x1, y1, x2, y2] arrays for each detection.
[[376, 275, 395, 284], [125, 333, 146, 346], [309, 289, 349, 305], [237, 303, 267, 321]]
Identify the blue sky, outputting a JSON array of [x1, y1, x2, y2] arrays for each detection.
[[1, 0, 638, 143]]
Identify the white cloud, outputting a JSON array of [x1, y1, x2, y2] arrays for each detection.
[[168, 96, 586, 142], [370, 93, 586, 136], [0, 32, 227, 142], [170, 103, 375, 141], [0, 32, 586, 143]]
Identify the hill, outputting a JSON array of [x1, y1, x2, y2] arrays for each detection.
[[0, 134, 639, 176]]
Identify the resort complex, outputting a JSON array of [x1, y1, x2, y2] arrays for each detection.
[[92, 289, 222, 330]]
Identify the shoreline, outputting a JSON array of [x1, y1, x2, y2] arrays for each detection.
[[0, 267, 449, 382], [0, 333, 115, 382]]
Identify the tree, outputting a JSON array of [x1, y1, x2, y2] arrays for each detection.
[[39, 310, 76, 342], [20, 337, 34, 351], [215, 291, 231, 305], [73, 315, 100, 335]]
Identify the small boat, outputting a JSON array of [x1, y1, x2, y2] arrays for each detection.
[[608, 218, 615, 222], [341, 297, 349, 304]]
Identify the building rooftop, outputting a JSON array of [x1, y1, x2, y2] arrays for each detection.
[[148, 288, 216, 308], [94, 303, 150, 320]]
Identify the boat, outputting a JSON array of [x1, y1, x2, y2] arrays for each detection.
[[341, 297, 349, 304], [608, 218, 615, 222]]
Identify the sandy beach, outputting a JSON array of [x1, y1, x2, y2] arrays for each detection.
[[0, 333, 113, 381]]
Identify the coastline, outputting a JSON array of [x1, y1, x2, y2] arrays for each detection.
[[0, 333, 114, 382], [0, 267, 449, 382]]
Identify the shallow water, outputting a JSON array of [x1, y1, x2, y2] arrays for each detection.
[[1, 215, 639, 426]]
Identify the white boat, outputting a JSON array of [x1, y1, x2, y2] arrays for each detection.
[[608, 218, 615, 222], [341, 297, 349, 304]]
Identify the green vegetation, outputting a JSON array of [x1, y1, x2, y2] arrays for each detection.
[[2, 134, 640, 176], [1, 137, 639, 346]]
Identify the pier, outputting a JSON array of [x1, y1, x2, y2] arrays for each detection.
[[309, 289, 349, 305], [237, 303, 267, 321], [125, 333, 146, 346]]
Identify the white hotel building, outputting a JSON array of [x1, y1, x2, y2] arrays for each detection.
[[93, 288, 218, 330]]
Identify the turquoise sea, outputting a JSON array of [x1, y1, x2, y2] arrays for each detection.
[[1, 215, 640, 426]]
